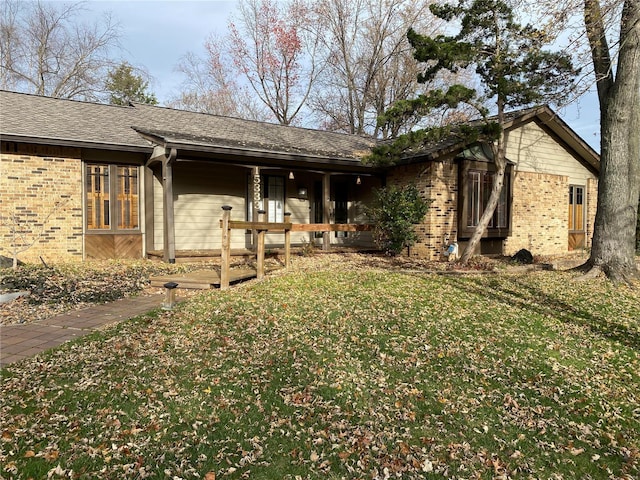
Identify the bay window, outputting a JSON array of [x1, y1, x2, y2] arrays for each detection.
[[460, 161, 511, 238]]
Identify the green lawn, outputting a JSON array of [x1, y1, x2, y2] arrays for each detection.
[[1, 255, 639, 479]]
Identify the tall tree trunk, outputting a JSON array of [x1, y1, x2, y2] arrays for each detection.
[[582, 0, 640, 283]]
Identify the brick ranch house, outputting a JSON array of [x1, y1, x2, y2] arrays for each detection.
[[0, 90, 599, 264]]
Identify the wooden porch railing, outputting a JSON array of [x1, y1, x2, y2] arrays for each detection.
[[219, 206, 373, 289]]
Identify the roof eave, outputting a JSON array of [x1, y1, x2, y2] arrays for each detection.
[[0, 133, 152, 154], [135, 130, 380, 172]]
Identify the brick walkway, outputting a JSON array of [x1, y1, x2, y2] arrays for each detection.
[[0, 293, 167, 367]]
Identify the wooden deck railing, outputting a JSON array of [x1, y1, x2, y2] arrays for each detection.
[[219, 206, 372, 289]]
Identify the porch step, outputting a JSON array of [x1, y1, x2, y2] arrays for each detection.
[[149, 268, 258, 289]]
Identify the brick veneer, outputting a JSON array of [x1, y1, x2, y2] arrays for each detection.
[[0, 144, 83, 264], [388, 160, 596, 261], [503, 171, 568, 256], [387, 159, 459, 259]]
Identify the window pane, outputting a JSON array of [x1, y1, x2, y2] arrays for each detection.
[[495, 182, 508, 228], [86, 165, 110, 229], [467, 171, 481, 227], [117, 166, 139, 229], [467, 169, 509, 230]]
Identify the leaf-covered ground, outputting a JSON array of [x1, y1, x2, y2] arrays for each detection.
[[1, 254, 638, 479], [0, 260, 219, 326]]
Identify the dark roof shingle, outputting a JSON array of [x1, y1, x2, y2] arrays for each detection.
[[0, 90, 376, 160]]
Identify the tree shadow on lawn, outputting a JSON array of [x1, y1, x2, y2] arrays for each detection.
[[446, 274, 640, 351]]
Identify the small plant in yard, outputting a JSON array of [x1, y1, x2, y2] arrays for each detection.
[[366, 184, 431, 256], [1, 255, 638, 479], [298, 238, 316, 257]]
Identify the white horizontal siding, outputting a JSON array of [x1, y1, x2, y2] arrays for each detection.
[[506, 122, 596, 185], [153, 163, 248, 250]]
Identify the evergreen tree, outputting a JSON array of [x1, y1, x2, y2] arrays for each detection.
[[368, 0, 577, 263], [105, 62, 158, 106]]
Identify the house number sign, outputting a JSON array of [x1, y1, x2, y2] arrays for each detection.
[[253, 173, 261, 210]]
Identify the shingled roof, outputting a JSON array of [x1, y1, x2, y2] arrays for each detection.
[[0, 90, 598, 172], [0, 90, 376, 161]]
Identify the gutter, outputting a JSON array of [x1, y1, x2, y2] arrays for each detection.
[[0, 133, 152, 154]]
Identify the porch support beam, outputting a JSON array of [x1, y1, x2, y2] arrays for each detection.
[[251, 166, 261, 250], [161, 148, 178, 263]]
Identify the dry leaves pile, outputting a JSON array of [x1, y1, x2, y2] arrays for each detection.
[[0, 260, 220, 326], [1, 254, 638, 479]]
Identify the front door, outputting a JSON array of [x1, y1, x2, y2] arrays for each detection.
[[568, 185, 585, 250]]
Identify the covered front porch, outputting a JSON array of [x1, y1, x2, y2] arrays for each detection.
[[140, 129, 383, 263]]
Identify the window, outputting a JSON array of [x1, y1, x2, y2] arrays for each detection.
[[246, 174, 284, 222], [569, 185, 585, 231], [466, 170, 508, 229], [86, 165, 110, 229], [86, 164, 139, 231], [459, 162, 511, 239], [267, 176, 284, 222]]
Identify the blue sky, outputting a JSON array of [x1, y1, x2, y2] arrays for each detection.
[[77, 0, 601, 151]]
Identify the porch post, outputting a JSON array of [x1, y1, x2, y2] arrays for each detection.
[[162, 148, 177, 263], [220, 206, 232, 290], [284, 212, 291, 268], [322, 173, 331, 251], [257, 210, 266, 280], [252, 166, 261, 250]]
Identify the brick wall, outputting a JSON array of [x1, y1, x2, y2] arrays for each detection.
[[388, 162, 591, 261], [388, 159, 458, 260], [503, 171, 568, 256], [0, 143, 83, 264]]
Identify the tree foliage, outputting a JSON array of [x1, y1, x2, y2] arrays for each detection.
[[173, 0, 320, 125], [0, 0, 120, 100], [366, 184, 431, 256], [368, 0, 577, 263], [310, 0, 455, 137], [170, 43, 269, 120], [227, 0, 321, 125], [104, 62, 157, 106], [174, 0, 461, 135]]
